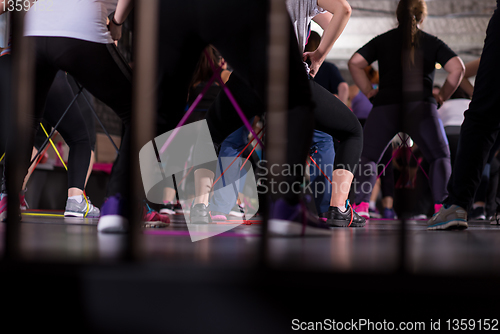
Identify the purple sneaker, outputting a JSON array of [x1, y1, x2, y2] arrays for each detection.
[[268, 198, 332, 236], [382, 207, 397, 219], [97, 194, 128, 233]]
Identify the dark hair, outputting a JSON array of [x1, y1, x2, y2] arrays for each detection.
[[304, 31, 321, 52], [190, 45, 222, 88], [396, 0, 427, 66]]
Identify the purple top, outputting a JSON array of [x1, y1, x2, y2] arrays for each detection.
[[351, 89, 373, 120]]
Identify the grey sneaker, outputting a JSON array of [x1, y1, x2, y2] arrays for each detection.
[[427, 204, 468, 230], [491, 212, 500, 225], [64, 196, 100, 218]]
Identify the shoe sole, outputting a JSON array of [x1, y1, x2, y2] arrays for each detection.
[[229, 211, 245, 218], [268, 219, 332, 236], [357, 213, 370, 219], [0, 211, 6, 222], [159, 208, 176, 215], [211, 215, 228, 221], [64, 211, 99, 218], [328, 219, 366, 228], [98, 215, 128, 233], [143, 221, 169, 228], [427, 219, 468, 230]]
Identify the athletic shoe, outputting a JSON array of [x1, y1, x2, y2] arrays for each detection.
[[159, 201, 183, 215], [268, 198, 332, 236], [143, 202, 170, 228], [97, 194, 128, 233], [469, 206, 486, 220], [210, 211, 228, 221], [491, 212, 500, 225], [382, 207, 397, 219], [64, 195, 100, 218], [190, 203, 212, 224], [0, 193, 7, 222], [352, 201, 370, 219], [19, 188, 28, 211], [229, 204, 245, 218], [427, 204, 468, 230], [324, 200, 366, 227], [369, 207, 381, 218]]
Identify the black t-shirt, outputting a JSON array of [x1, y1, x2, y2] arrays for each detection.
[[314, 61, 345, 95], [356, 28, 457, 106]]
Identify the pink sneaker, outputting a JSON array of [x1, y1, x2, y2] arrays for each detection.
[[434, 203, 443, 214], [19, 189, 29, 211], [353, 202, 370, 219], [143, 203, 170, 227]]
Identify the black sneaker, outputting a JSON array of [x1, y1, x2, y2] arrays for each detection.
[[469, 206, 486, 220], [190, 203, 212, 224], [160, 201, 183, 215], [324, 201, 366, 227]]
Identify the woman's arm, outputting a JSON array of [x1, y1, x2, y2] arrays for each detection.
[[460, 57, 480, 97], [348, 52, 378, 99], [109, 0, 134, 41], [305, 0, 351, 77], [436, 56, 465, 104]]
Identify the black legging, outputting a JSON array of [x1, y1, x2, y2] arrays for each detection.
[[156, 0, 314, 203], [5, 37, 131, 198], [33, 71, 96, 190], [356, 101, 451, 204]]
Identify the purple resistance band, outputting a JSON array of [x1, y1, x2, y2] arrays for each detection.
[[377, 133, 430, 181]]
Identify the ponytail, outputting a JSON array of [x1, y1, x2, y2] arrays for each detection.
[[396, 0, 427, 66]]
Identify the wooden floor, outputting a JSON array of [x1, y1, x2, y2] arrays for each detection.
[[2, 212, 500, 275], [2, 212, 500, 333]]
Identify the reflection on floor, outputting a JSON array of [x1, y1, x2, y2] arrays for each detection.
[[1, 211, 500, 276], [2, 212, 500, 333]]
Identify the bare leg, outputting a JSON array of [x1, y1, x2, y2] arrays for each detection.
[[382, 196, 393, 209], [194, 168, 214, 206], [330, 169, 354, 207], [163, 187, 177, 203], [22, 147, 39, 191]]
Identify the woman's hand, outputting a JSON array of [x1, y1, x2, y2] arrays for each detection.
[[108, 19, 122, 41], [303, 50, 325, 77]]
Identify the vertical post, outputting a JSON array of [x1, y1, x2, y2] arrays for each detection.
[[262, 0, 289, 266], [127, 0, 158, 261], [5, 9, 34, 261]]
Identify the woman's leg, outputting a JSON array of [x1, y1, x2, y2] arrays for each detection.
[[308, 80, 362, 207], [355, 104, 401, 205], [405, 102, 451, 205], [43, 70, 92, 198], [45, 38, 132, 199]]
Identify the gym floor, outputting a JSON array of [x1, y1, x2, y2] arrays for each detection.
[[2, 213, 500, 333]]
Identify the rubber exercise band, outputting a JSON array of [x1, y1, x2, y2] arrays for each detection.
[[40, 123, 91, 218], [212, 127, 265, 188]]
